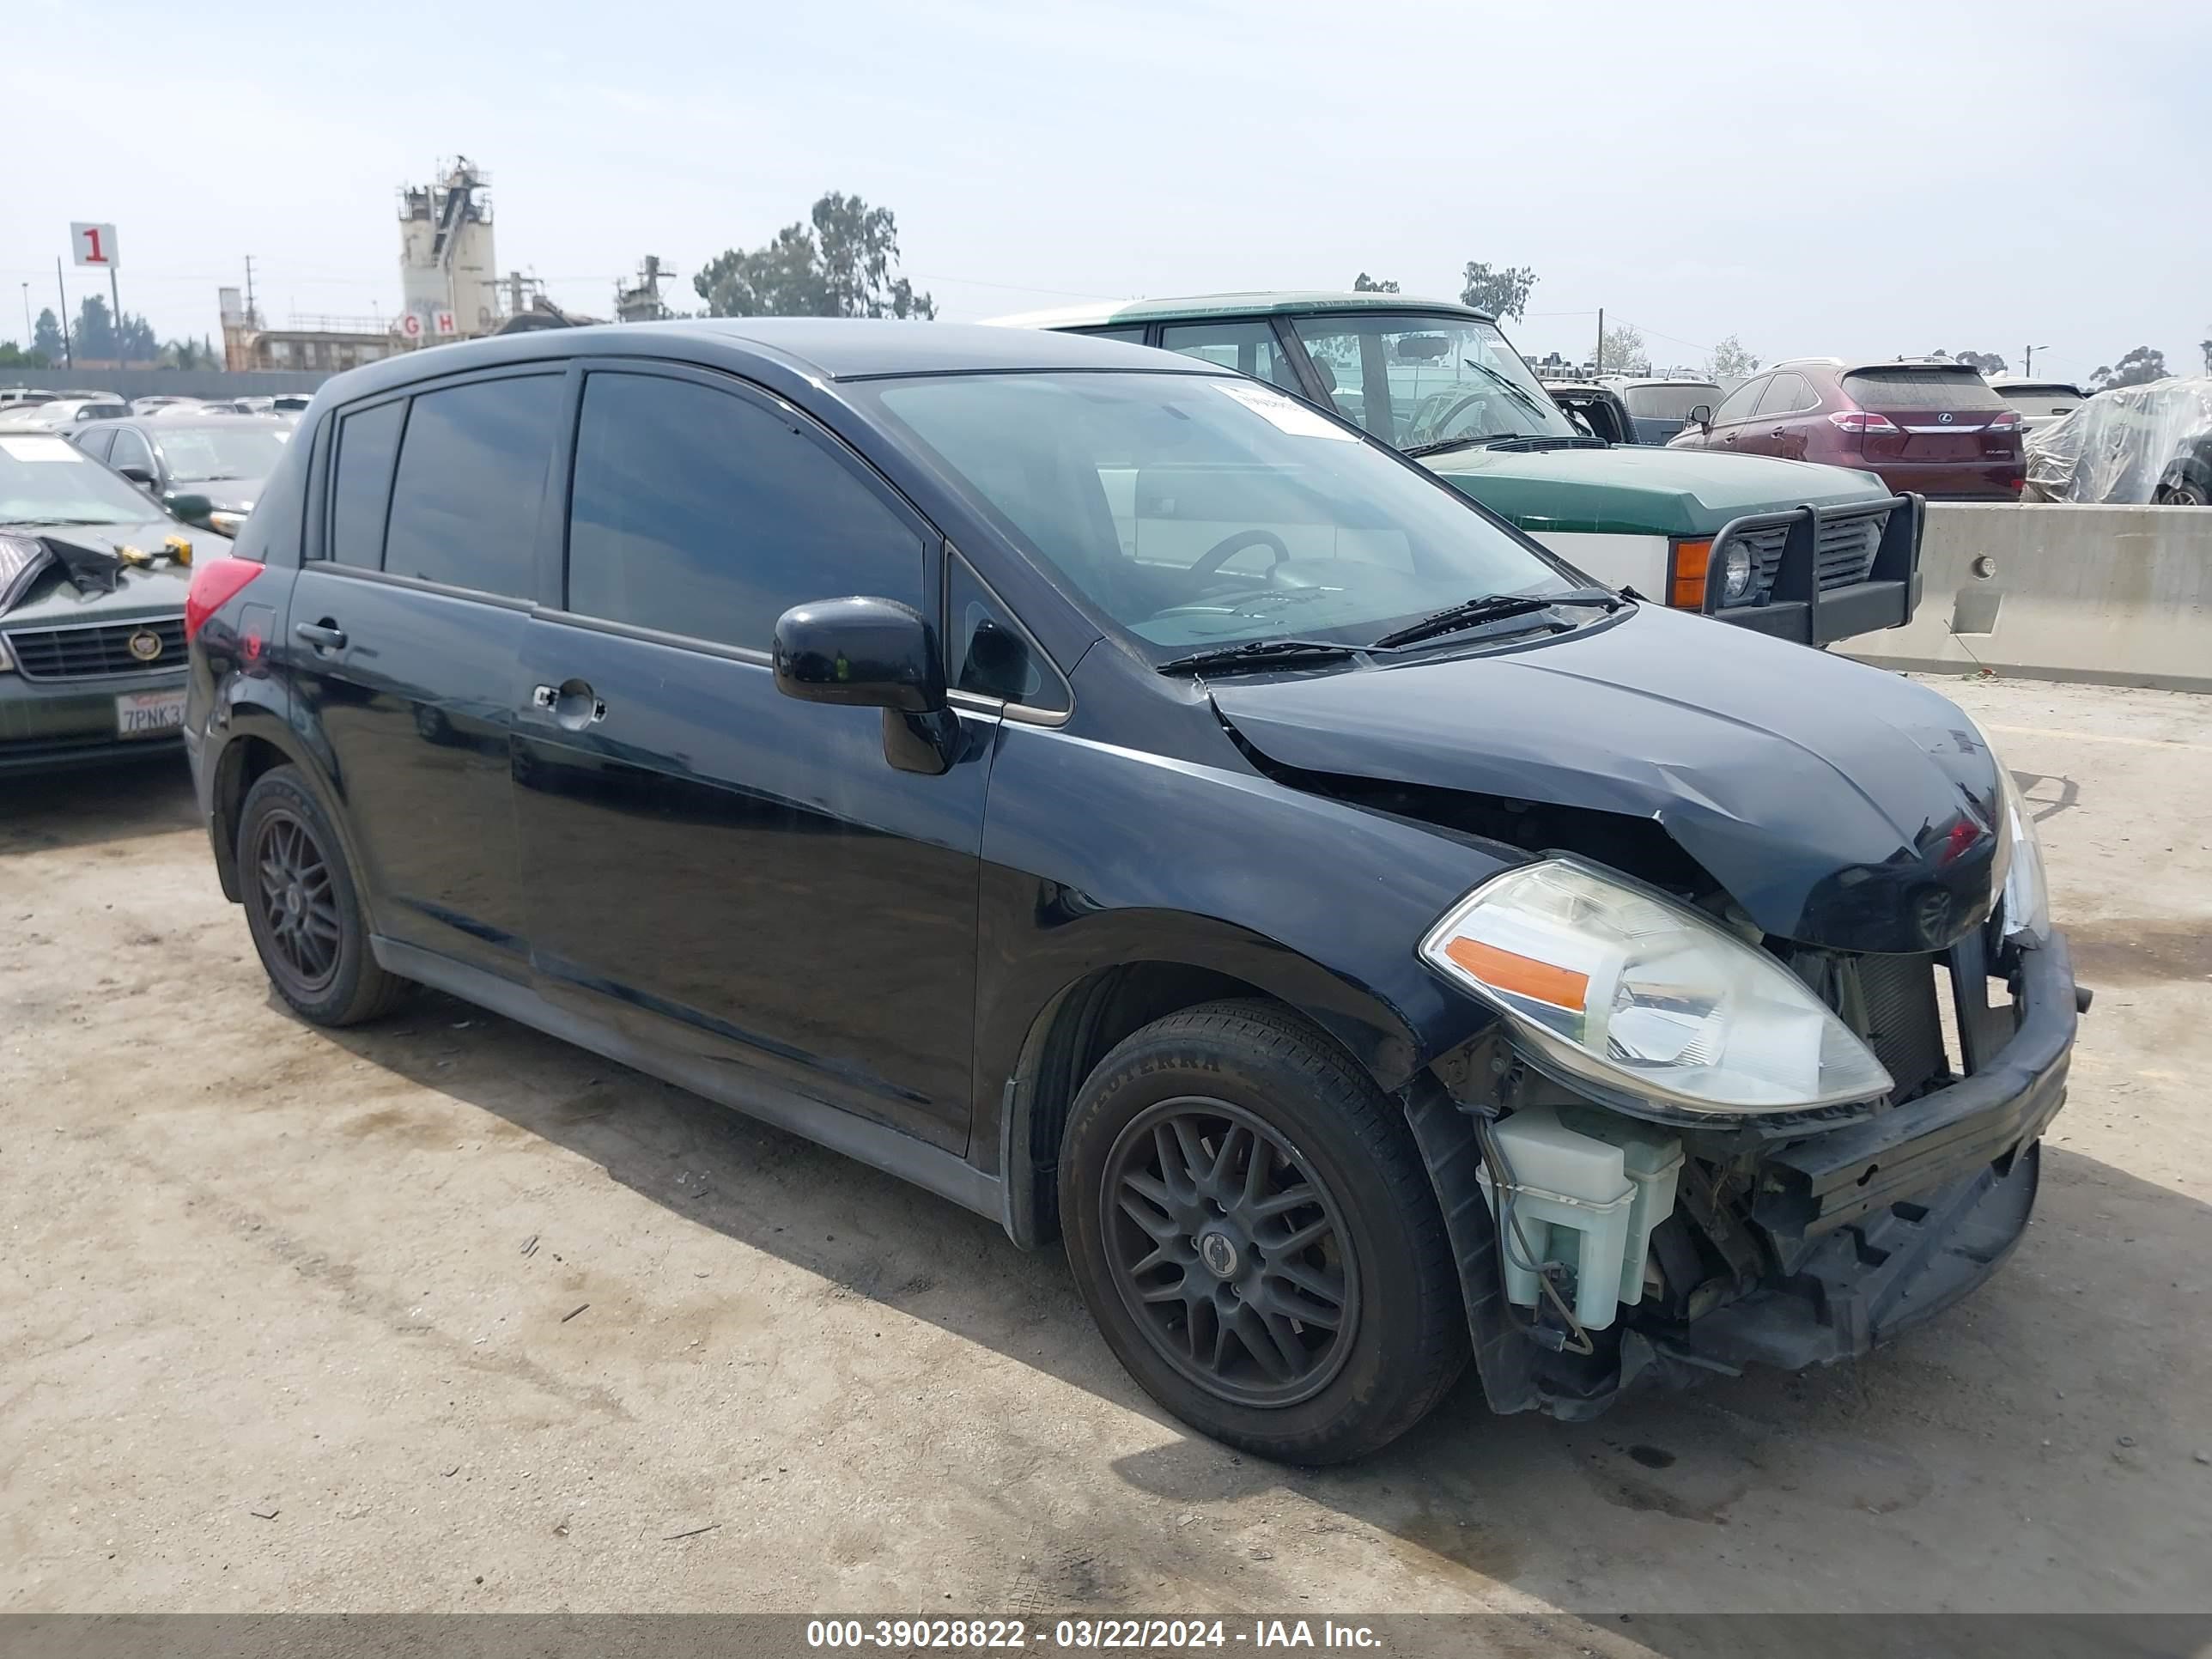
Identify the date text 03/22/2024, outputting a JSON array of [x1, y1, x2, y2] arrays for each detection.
[[805, 1620, 1383, 1650]]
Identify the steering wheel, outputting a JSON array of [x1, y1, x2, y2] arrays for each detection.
[[1186, 528, 1291, 582]]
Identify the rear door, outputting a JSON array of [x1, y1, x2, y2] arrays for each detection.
[[513, 362, 988, 1152], [1844, 366, 2009, 465], [1750, 372, 1818, 460], [283, 368, 562, 983]]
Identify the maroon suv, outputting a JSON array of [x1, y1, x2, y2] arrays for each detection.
[[1671, 358, 2025, 500]]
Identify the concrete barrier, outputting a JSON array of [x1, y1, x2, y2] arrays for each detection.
[[1839, 503, 2212, 693]]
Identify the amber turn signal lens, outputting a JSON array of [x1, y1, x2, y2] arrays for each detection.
[[1668, 539, 1712, 609]]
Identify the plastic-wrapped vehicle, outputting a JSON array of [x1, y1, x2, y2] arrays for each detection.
[[2024, 378, 2212, 505]]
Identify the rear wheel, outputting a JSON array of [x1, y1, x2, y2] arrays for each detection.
[[2154, 463, 2209, 506], [237, 765, 409, 1026], [1060, 1000, 1467, 1463]]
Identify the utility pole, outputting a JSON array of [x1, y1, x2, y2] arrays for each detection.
[[55, 258, 71, 368], [108, 264, 123, 363], [2024, 343, 2050, 377], [19, 282, 29, 347], [1594, 307, 1604, 376], [243, 255, 258, 329]]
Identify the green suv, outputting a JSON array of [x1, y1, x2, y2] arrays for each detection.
[[994, 292, 1920, 647]]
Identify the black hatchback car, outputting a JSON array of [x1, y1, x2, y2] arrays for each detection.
[[185, 321, 2078, 1462]]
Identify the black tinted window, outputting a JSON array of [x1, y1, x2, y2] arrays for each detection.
[[565, 372, 920, 649], [948, 553, 1061, 708], [382, 375, 562, 593], [1713, 378, 1765, 424], [328, 400, 406, 567]]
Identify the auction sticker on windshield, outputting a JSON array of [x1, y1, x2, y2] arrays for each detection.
[[1210, 380, 1356, 441], [116, 689, 185, 737], [0, 436, 88, 462]]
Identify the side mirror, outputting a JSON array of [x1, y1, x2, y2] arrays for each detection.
[[168, 490, 212, 524], [1686, 404, 1714, 432], [118, 463, 158, 489], [772, 596, 960, 775]]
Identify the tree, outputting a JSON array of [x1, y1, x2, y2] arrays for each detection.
[[0, 341, 51, 368], [1943, 349, 2008, 375], [1351, 272, 1399, 293], [1708, 334, 1760, 380], [695, 191, 935, 320], [75, 295, 115, 362], [2088, 346, 2169, 392], [1458, 260, 1537, 321], [33, 307, 65, 362], [2200, 330, 2210, 374], [162, 335, 218, 370], [1597, 321, 1650, 376]]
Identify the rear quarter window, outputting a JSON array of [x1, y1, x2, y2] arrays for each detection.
[[1843, 368, 2003, 410], [381, 375, 563, 597]]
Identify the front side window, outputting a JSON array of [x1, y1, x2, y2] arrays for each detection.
[[1290, 312, 1577, 448], [1712, 378, 1765, 425], [1753, 374, 1812, 418], [564, 372, 921, 650], [382, 375, 562, 596], [108, 428, 155, 475], [1158, 321, 1303, 395], [872, 371, 1577, 655], [328, 399, 407, 568]]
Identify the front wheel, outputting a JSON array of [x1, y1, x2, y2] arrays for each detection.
[[1060, 1000, 1468, 1463]]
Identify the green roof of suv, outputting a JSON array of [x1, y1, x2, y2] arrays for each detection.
[[988, 290, 1914, 648]]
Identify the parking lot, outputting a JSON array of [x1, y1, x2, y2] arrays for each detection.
[[2, 672, 2207, 1617]]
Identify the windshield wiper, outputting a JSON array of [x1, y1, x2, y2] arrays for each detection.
[[1155, 638, 1359, 676], [0, 516, 133, 527], [1402, 432, 1522, 459], [1368, 588, 1620, 651]]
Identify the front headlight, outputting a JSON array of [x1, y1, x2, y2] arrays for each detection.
[[1719, 540, 1754, 604], [1420, 859, 1893, 1115], [206, 510, 248, 537], [1963, 715, 2050, 942]]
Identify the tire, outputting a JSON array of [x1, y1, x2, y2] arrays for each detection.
[[236, 764, 410, 1026], [2154, 463, 2209, 506], [1060, 1000, 1468, 1463]]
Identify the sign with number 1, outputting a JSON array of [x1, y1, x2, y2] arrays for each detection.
[[70, 222, 119, 268]]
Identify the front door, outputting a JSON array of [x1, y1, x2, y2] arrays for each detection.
[[513, 363, 988, 1151], [283, 371, 563, 981]]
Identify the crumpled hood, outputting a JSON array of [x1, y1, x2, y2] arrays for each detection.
[[1210, 604, 2006, 953]]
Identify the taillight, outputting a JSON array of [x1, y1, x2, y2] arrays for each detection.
[[1827, 410, 1899, 434], [1988, 410, 2021, 430], [184, 556, 264, 641], [1668, 538, 1712, 608]]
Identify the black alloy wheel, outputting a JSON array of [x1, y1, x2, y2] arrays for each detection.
[[1103, 1097, 1359, 1408], [235, 764, 410, 1026], [251, 808, 342, 998]]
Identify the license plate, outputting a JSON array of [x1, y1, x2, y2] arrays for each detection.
[[115, 689, 186, 738]]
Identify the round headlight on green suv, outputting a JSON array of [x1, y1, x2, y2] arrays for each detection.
[[1720, 541, 1755, 604]]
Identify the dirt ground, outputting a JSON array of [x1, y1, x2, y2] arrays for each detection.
[[3, 674, 2208, 1618]]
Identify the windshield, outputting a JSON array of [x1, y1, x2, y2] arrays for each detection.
[[1285, 312, 1579, 449], [0, 433, 165, 525], [871, 371, 1576, 653], [153, 424, 290, 483], [1623, 383, 1721, 420]]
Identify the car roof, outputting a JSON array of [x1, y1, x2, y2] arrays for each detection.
[[1988, 376, 2087, 393], [312, 318, 1192, 406], [984, 290, 1493, 329]]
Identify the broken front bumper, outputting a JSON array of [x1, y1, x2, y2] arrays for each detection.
[[1659, 929, 2077, 1382]]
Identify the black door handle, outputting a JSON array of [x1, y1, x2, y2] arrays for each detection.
[[295, 620, 347, 651]]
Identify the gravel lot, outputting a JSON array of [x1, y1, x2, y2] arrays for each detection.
[[3, 674, 2208, 1617]]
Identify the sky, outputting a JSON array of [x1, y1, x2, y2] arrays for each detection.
[[4, 0, 2205, 386]]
